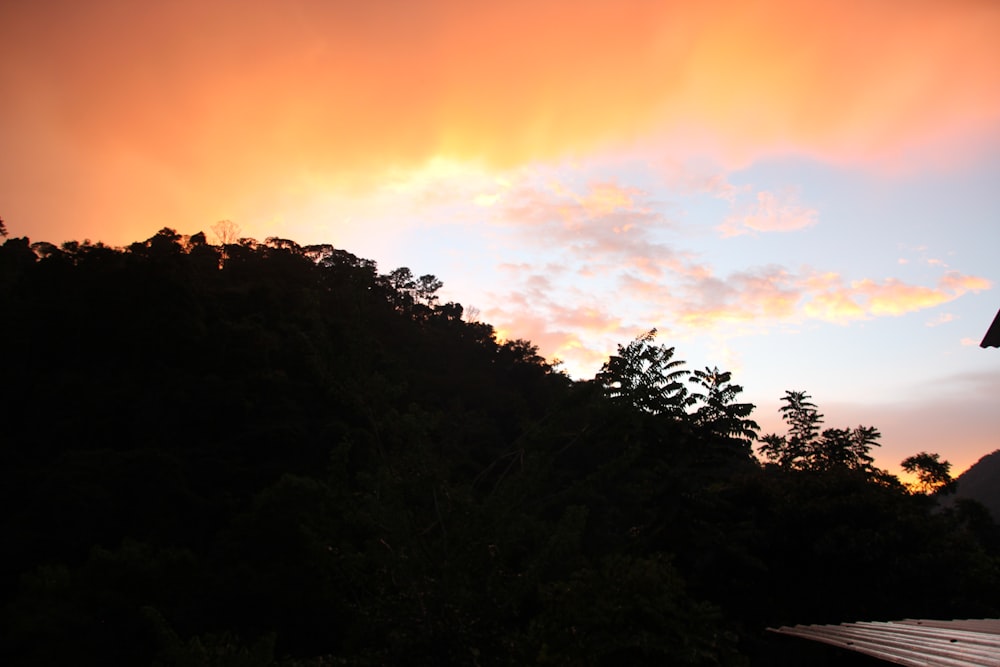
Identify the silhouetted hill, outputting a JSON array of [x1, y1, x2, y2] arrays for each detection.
[[952, 450, 1000, 521], [1, 229, 998, 666]]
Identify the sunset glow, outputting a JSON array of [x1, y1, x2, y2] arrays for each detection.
[[2, 0, 998, 475]]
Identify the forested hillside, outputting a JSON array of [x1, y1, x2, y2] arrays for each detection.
[[2, 229, 998, 666], [949, 450, 1000, 522]]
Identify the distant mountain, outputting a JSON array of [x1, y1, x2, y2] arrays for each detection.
[[952, 450, 1000, 521]]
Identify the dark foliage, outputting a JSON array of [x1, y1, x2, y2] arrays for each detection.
[[1, 229, 997, 666]]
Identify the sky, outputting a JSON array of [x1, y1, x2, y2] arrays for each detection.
[[2, 0, 999, 477]]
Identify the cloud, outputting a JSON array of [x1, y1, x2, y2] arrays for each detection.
[[940, 272, 991, 293], [896, 246, 968, 271], [673, 266, 802, 328], [4, 0, 1000, 245], [859, 279, 950, 316], [480, 178, 697, 374], [799, 288, 867, 323], [484, 265, 629, 376], [495, 178, 686, 271], [718, 190, 819, 237], [496, 257, 988, 374], [802, 271, 989, 323], [477, 170, 994, 377], [656, 159, 749, 202], [487, 260, 992, 379]]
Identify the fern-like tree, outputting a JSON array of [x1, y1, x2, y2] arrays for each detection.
[[596, 329, 690, 416], [758, 391, 882, 472], [688, 366, 759, 447], [758, 391, 822, 469], [813, 426, 881, 471]]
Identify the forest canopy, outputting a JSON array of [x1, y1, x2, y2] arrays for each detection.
[[1, 228, 997, 666]]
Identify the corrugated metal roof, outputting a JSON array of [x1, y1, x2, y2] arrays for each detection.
[[769, 618, 1000, 666]]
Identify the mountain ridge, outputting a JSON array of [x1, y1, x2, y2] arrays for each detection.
[[952, 449, 1000, 521]]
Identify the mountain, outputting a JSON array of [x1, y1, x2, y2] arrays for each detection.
[[952, 450, 1000, 521]]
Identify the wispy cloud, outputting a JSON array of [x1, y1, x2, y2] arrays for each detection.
[[656, 159, 750, 202], [485, 264, 628, 373], [478, 173, 993, 377], [487, 260, 992, 377], [802, 271, 990, 322], [495, 178, 697, 277], [673, 266, 802, 327], [926, 313, 955, 327], [718, 190, 819, 237], [939, 272, 990, 293], [896, 245, 960, 270]]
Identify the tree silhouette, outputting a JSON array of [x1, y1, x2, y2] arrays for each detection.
[[415, 273, 443, 306], [596, 329, 690, 415], [688, 366, 759, 446], [901, 452, 955, 495], [211, 219, 241, 245], [758, 391, 882, 473], [758, 390, 822, 468]]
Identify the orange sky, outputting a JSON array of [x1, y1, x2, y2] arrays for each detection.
[[2, 0, 998, 476], [3, 0, 1000, 244]]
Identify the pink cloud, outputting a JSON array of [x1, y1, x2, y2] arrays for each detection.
[[483, 283, 628, 377], [656, 159, 750, 202], [667, 267, 992, 330], [926, 313, 955, 327], [675, 266, 802, 328], [485, 261, 992, 378], [495, 178, 689, 275], [718, 190, 819, 237], [482, 174, 992, 378], [940, 271, 991, 293]]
